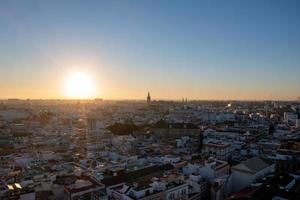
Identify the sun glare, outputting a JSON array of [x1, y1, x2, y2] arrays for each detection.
[[65, 72, 96, 99]]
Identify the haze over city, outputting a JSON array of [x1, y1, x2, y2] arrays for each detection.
[[0, 0, 299, 100], [1, 1, 300, 200]]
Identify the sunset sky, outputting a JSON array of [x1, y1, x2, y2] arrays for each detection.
[[0, 0, 300, 100]]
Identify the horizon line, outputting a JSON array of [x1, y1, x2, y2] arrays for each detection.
[[0, 97, 299, 102]]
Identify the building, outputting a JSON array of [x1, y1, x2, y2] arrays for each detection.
[[101, 164, 174, 188], [183, 158, 230, 182], [273, 138, 300, 174], [231, 157, 274, 192], [165, 180, 188, 200], [226, 173, 300, 200], [186, 174, 208, 200], [109, 180, 165, 200], [152, 120, 200, 139], [202, 140, 233, 161], [87, 118, 97, 131], [198, 158, 230, 182], [108, 173, 188, 200], [284, 112, 298, 124], [64, 177, 107, 200]]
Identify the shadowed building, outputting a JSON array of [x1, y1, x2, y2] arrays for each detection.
[[274, 138, 300, 174], [152, 120, 200, 139]]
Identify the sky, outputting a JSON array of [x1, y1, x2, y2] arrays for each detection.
[[0, 0, 299, 100]]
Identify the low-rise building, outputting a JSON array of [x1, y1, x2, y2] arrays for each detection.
[[231, 157, 274, 192], [64, 177, 107, 200]]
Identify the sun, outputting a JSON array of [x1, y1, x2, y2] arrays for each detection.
[[65, 72, 96, 99]]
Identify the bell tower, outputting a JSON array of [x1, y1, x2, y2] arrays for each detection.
[[147, 92, 151, 105]]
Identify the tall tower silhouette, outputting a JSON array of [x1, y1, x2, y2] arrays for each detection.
[[147, 92, 151, 105]]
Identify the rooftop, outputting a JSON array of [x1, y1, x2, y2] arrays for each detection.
[[232, 157, 272, 174]]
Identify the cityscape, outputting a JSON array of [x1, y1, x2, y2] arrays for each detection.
[[0, 97, 300, 200], [1, 1, 300, 200]]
